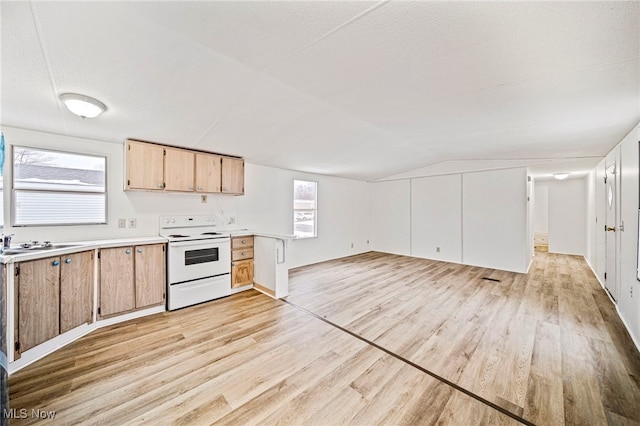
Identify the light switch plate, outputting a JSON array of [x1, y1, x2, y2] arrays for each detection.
[[118, 219, 126, 228]]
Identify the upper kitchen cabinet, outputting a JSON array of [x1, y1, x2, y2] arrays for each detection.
[[126, 140, 165, 190], [125, 139, 244, 195], [164, 147, 195, 192], [222, 157, 244, 195], [195, 153, 222, 193]]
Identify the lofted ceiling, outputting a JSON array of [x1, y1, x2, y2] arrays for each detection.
[[1, 1, 638, 181]]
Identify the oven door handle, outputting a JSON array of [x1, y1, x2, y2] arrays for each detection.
[[169, 239, 230, 248]]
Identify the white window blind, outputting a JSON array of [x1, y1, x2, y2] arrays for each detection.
[[13, 146, 106, 226], [293, 179, 317, 238]]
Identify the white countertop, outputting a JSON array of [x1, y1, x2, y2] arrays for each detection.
[[0, 236, 168, 263], [0, 231, 298, 263], [222, 228, 297, 240]]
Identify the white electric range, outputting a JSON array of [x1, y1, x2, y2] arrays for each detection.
[[159, 215, 231, 310]]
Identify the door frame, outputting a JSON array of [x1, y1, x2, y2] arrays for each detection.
[[604, 151, 620, 302]]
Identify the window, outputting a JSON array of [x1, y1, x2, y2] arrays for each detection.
[[13, 146, 106, 226], [293, 179, 317, 238]]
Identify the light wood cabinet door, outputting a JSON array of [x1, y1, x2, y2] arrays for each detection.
[[195, 153, 222, 193], [135, 244, 166, 308], [126, 140, 165, 190], [231, 236, 254, 249], [1, 265, 6, 358], [232, 259, 253, 288], [60, 251, 94, 333], [221, 157, 244, 195], [99, 247, 135, 317], [165, 148, 195, 192], [17, 257, 60, 352]]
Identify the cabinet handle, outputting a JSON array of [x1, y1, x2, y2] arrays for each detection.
[[157, 183, 163, 188], [241, 251, 246, 256], [189, 185, 194, 190], [65, 258, 72, 264], [197, 186, 203, 191], [137, 248, 143, 253], [52, 260, 60, 266], [125, 249, 131, 254], [242, 240, 246, 244]]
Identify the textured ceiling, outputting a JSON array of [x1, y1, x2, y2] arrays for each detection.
[[1, 1, 638, 181]]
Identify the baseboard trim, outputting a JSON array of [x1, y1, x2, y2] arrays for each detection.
[[583, 255, 640, 353], [253, 282, 276, 298]]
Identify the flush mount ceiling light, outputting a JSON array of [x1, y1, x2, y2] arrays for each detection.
[[59, 93, 107, 118], [553, 172, 570, 180]]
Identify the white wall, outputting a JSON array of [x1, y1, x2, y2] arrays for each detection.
[[548, 178, 587, 256], [0, 126, 372, 269], [586, 123, 640, 350], [371, 180, 411, 256], [585, 168, 598, 266], [618, 125, 640, 347], [534, 184, 549, 233], [237, 164, 373, 269], [372, 167, 529, 273], [411, 174, 462, 263], [462, 168, 529, 273]]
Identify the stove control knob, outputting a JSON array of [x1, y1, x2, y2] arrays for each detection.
[[170, 219, 175, 223]]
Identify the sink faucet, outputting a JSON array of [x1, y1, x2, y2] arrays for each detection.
[[1, 233, 14, 250]]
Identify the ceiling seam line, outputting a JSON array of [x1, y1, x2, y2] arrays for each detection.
[[197, 0, 392, 147], [267, 0, 391, 69], [28, 0, 67, 134], [474, 56, 639, 94]]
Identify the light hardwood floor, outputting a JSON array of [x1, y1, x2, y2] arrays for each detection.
[[287, 251, 640, 425], [8, 251, 640, 425]]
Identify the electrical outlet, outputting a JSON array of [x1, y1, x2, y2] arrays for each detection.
[[128, 218, 137, 228], [118, 218, 126, 228], [436, 247, 441, 253], [201, 195, 207, 203], [351, 243, 354, 248]]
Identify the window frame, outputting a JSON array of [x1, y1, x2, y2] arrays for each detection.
[[293, 179, 318, 239], [11, 145, 108, 227]]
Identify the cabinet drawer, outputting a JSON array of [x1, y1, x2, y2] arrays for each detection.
[[231, 236, 254, 249], [232, 248, 254, 261]]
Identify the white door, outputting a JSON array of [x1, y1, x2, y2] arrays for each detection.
[[605, 163, 618, 301]]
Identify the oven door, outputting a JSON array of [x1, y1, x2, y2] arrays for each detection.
[[168, 239, 231, 284]]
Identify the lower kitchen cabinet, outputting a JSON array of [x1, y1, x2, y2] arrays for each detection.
[[99, 246, 135, 316], [232, 259, 254, 288], [15, 250, 94, 357], [135, 244, 166, 308], [99, 243, 165, 318], [231, 236, 254, 288], [60, 251, 94, 333]]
